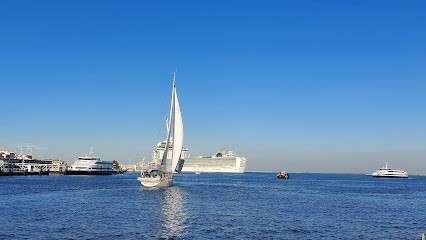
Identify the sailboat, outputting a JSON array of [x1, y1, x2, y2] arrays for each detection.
[[138, 72, 184, 187]]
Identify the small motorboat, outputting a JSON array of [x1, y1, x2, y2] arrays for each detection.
[[277, 171, 290, 179]]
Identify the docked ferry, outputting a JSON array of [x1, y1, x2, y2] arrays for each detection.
[[181, 151, 246, 173], [67, 148, 117, 175]]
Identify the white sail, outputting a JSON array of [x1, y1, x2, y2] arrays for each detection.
[[171, 85, 184, 173], [161, 75, 175, 167]]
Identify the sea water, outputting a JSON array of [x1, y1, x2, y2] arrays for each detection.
[[0, 173, 425, 239]]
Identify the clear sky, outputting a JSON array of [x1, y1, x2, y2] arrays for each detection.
[[1, 1, 425, 174]]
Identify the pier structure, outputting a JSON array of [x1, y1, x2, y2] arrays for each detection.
[[9, 159, 68, 175], [1, 148, 68, 176], [121, 162, 143, 173], [0, 148, 15, 175], [0, 159, 13, 175]]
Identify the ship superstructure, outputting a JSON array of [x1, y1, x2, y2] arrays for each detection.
[[151, 139, 188, 168], [182, 151, 246, 173]]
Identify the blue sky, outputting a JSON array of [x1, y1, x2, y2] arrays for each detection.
[[1, 1, 425, 174]]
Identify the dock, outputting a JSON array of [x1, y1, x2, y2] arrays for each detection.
[[1, 157, 67, 176]]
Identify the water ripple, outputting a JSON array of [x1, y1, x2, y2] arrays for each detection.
[[0, 173, 425, 239]]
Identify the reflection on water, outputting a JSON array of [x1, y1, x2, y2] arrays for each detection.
[[137, 185, 188, 238], [159, 186, 188, 238]]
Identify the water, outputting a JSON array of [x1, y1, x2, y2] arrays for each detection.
[[0, 173, 425, 239]]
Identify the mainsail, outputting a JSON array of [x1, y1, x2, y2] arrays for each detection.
[[160, 72, 184, 173], [171, 82, 184, 173]]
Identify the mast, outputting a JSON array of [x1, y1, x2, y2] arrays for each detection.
[[164, 118, 169, 133], [169, 72, 175, 127], [89, 146, 94, 157]]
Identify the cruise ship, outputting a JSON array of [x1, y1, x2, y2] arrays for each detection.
[[149, 140, 188, 171], [372, 162, 408, 178], [67, 148, 117, 175], [149, 141, 246, 173], [181, 151, 246, 173]]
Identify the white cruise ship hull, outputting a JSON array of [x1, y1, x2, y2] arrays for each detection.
[[181, 166, 245, 173], [181, 154, 246, 174]]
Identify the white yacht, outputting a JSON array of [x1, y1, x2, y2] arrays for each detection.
[[67, 147, 117, 175], [138, 72, 185, 187], [182, 151, 246, 173], [372, 162, 408, 178]]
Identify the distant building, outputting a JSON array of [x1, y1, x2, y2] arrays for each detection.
[[0, 148, 68, 174], [16, 153, 33, 160], [0, 149, 16, 160], [0, 149, 15, 174], [121, 162, 143, 172]]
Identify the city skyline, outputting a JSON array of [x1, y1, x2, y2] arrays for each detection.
[[1, 1, 425, 174]]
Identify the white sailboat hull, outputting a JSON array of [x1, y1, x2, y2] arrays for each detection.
[[138, 176, 174, 188]]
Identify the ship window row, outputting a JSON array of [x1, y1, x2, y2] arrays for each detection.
[[185, 164, 232, 168], [185, 160, 236, 164]]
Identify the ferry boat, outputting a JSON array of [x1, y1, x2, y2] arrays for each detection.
[[371, 162, 408, 178], [67, 147, 117, 175], [181, 151, 246, 173]]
